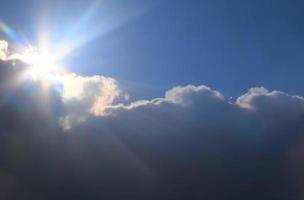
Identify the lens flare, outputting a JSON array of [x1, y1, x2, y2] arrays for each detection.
[[0, 20, 22, 43]]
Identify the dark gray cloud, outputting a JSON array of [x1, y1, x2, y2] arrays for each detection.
[[0, 58, 304, 200]]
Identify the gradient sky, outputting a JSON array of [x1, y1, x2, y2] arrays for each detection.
[[1, 0, 304, 100]]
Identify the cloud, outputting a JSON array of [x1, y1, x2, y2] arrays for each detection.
[[0, 40, 126, 130], [1, 41, 304, 199], [0, 40, 8, 60], [236, 87, 304, 116], [67, 83, 304, 199], [60, 73, 124, 130]]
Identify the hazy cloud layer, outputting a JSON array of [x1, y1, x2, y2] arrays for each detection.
[[1, 49, 304, 199]]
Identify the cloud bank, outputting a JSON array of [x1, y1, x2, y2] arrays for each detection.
[[1, 42, 304, 199]]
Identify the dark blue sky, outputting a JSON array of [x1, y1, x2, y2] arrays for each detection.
[[1, 0, 304, 99]]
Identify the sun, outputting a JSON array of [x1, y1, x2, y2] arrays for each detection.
[[21, 46, 63, 81]]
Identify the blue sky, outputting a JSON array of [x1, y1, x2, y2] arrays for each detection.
[[1, 0, 304, 99]]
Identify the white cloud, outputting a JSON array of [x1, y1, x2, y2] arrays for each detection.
[[236, 87, 304, 118], [60, 73, 124, 129], [0, 40, 8, 60], [164, 84, 225, 105], [106, 84, 225, 111], [0, 40, 126, 130]]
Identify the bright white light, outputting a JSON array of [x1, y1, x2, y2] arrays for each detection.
[[21, 45, 64, 81]]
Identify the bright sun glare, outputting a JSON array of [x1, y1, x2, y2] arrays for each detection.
[[21, 43, 67, 81], [25, 51, 56, 78]]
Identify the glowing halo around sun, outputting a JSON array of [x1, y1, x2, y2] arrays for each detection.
[[23, 49, 58, 79], [19, 42, 69, 82], [13, 41, 71, 106]]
